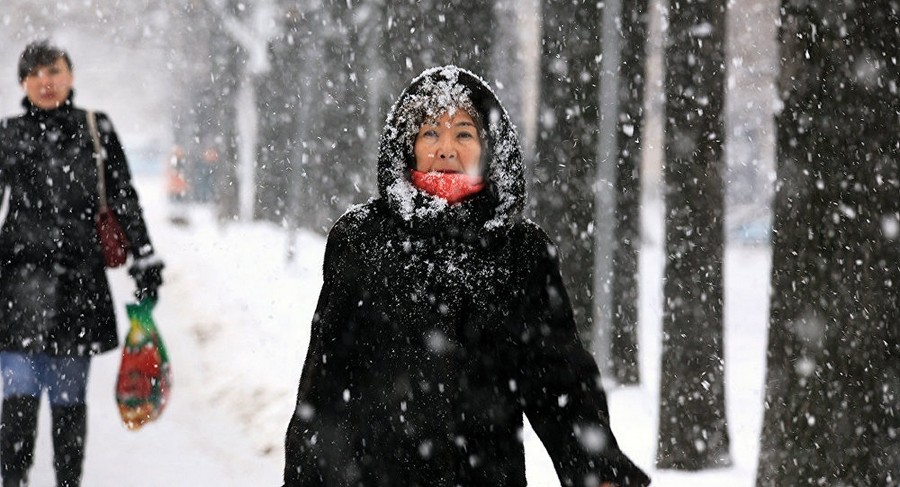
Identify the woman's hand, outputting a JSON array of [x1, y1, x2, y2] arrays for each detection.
[[129, 255, 165, 302]]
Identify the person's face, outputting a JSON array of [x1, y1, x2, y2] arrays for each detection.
[[22, 57, 73, 110], [414, 109, 482, 176]]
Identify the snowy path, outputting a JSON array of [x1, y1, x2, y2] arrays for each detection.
[[27, 177, 282, 486], [23, 175, 772, 486]]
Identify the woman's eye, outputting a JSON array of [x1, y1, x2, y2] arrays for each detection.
[[457, 131, 474, 139], [423, 129, 438, 138]]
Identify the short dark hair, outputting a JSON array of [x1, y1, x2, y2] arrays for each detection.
[[18, 40, 72, 82]]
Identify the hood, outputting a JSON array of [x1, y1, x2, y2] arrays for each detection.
[[377, 66, 525, 233]]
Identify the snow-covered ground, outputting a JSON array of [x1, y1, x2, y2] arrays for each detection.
[[23, 175, 771, 486]]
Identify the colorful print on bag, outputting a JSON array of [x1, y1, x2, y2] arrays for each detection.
[[115, 300, 172, 430]]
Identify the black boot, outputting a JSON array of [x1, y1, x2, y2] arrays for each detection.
[[51, 404, 86, 487], [1, 396, 40, 487]]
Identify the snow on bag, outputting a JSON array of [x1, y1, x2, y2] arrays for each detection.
[[115, 300, 172, 430]]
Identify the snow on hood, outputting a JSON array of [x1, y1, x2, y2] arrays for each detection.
[[377, 65, 525, 232]]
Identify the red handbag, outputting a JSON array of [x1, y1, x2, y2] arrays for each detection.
[[87, 111, 130, 267], [95, 208, 129, 267]]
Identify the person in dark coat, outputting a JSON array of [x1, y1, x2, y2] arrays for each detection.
[[283, 66, 650, 487], [0, 40, 163, 487]]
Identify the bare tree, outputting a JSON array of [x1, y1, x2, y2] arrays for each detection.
[[158, 0, 247, 221], [656, 0, 732, 470], [253, 18, 299, 223], [205, 13, 244, 222], [379, 0, 496, 115], [313, 0, 379, 231], [610, 0, 650, 385], [533, 0, 604, 344], [756, 2, 900, 484], [248, 1, 375, 234], [201, 0, 280, 222]]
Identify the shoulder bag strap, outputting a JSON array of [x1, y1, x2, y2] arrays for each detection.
[[86, 110, 108, 212]]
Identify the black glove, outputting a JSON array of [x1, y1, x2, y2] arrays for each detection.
[[129, 256, 165, 302]]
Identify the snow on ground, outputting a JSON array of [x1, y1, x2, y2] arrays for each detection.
[[24, 174, 772, 485], [26, 176, 289, 486]]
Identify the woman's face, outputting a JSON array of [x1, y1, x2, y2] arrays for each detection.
[[22, 57, 73, 110], [414, 109, 482, 176]]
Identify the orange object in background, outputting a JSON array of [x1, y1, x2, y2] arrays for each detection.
[[166, 146, 190, 197]]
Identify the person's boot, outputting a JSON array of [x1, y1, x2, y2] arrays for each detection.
[[1, 396, 40, 487], [51, 404, 86, 487]]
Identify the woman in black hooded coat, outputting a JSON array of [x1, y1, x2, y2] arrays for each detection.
[[284, 66, 649, 487]]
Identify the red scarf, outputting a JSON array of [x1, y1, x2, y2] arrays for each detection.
[[410, 169, 485, 204]]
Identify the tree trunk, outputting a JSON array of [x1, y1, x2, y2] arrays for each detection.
[[312, 0, 378, 232], [252, 39, 294, 223], [167, 1, 214, 205], [165, 0, 231, 208], [489, 0, 528, 140], [610, 0, 649, 385], [280, 7, 326, 234], [379, 0, 495, 116], [533, 0, 604, 344], [656, 0, 732, 470], [273, 3, 379, 235], [201, 1, 245, 222], [756, 2, 900, 485]]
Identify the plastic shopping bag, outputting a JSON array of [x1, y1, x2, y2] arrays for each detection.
[[115, 300, 172, 430]]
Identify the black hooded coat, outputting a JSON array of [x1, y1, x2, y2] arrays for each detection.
[[284, 67, 650, 487], [0, 95, 155, 356]]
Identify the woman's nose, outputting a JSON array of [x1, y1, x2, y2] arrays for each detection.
[[437, 137, 455, 159]]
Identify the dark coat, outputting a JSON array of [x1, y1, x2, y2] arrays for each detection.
[[0, 95, 155, 356], [284, 67, 649, 487]]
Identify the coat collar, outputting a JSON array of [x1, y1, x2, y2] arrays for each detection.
[[22, 90, 76, 121]]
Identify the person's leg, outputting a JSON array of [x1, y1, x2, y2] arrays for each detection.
[[0, 352, 43, 487], [46, 356, 90, 487]]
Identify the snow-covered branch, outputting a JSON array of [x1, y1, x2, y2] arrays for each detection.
[[201, 0, 278, 74]]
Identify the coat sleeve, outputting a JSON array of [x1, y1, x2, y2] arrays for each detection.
[[517, 229, 650, 487], [0, 118, 13, 187], [95, 112, 155, 258], [284, 219, 353, 487]]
